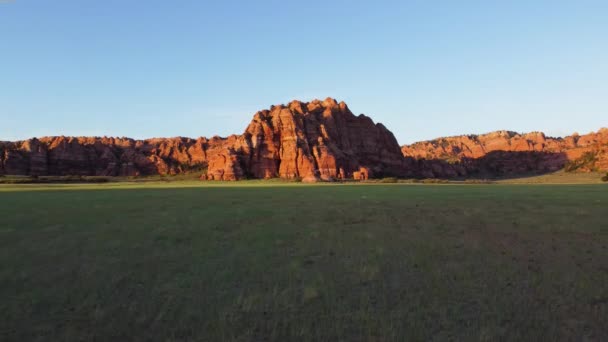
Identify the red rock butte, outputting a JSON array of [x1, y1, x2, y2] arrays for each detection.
[[1, 98, 607, 180]]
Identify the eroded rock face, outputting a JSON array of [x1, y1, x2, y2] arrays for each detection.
[[401, 129, 608, 178], [2, 100, 606, 180], [0, 98, 407, 180], [238, 98, 407, 180], [0, 136, 209, 177]]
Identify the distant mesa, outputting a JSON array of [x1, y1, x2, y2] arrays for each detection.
[[1, 98, 607, 180]]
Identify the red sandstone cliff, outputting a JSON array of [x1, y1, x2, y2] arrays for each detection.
[[0, 98, 406, 181], [401, 129, 608, 178], [1, 100, 607, 180], [0, 136, 210, 177], [234, 98, 407, 181]]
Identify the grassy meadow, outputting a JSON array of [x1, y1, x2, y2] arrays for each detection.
[[0, 182, 607, 341]]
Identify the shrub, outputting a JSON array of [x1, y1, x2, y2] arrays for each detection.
[[463, 179, 493, 184], [82, 176, 111, 183], [180, 162, 208, 174], [0, 176, 46, 184], [421, 178, 449, 184], [602, 173, 608, 182]]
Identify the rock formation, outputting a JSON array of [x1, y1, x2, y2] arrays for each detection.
[[0, 98, 407, 181], [401, 129, 608, 178], [236, 98, 407, 181], [1, 99, 607, 180], [0, 136, 208, 177]]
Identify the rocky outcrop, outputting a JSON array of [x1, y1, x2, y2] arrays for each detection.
[[0, 98, 407, 180], [401, 128, 608, 178], [0, 136, 208, 177], [2, 99, 607, 180], [236, 98, 407, 181]]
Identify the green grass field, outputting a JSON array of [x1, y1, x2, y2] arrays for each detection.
[[1, 182, 607, 341]]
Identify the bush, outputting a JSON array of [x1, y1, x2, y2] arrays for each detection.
[[0, 176, 46, 184], [463, 179, 493, 184], [82, 176, 111, 183], [602, 173, 608, 182], [421, 178, 449, 184], [379, 177, 399, 183]]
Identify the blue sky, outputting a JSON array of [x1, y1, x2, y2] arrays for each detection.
[[1, 0, 607, 144]]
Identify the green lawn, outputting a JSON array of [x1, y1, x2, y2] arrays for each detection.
[[1, 183, 607, 341]]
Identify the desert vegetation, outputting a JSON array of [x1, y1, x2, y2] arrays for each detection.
[[0, 175, 112, 184]]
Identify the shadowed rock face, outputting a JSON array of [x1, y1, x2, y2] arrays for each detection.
[[0, 136, 212, 177], [0, 98, 407, 180], [401, 129, 608, 178]]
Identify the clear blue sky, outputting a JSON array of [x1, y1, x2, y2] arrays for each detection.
[[1, 0, 607, 144]]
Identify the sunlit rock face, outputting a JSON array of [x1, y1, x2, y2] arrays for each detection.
[[0, 98, 408, 180], [1, 100, 606, 180], [238, 98, 407, 181], [401, 128, 608, 177]]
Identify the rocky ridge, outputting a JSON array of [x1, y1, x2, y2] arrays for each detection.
[[401, 129, 608, 178], [0, 98, 406, 181], [1, 99, 607, 180]]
